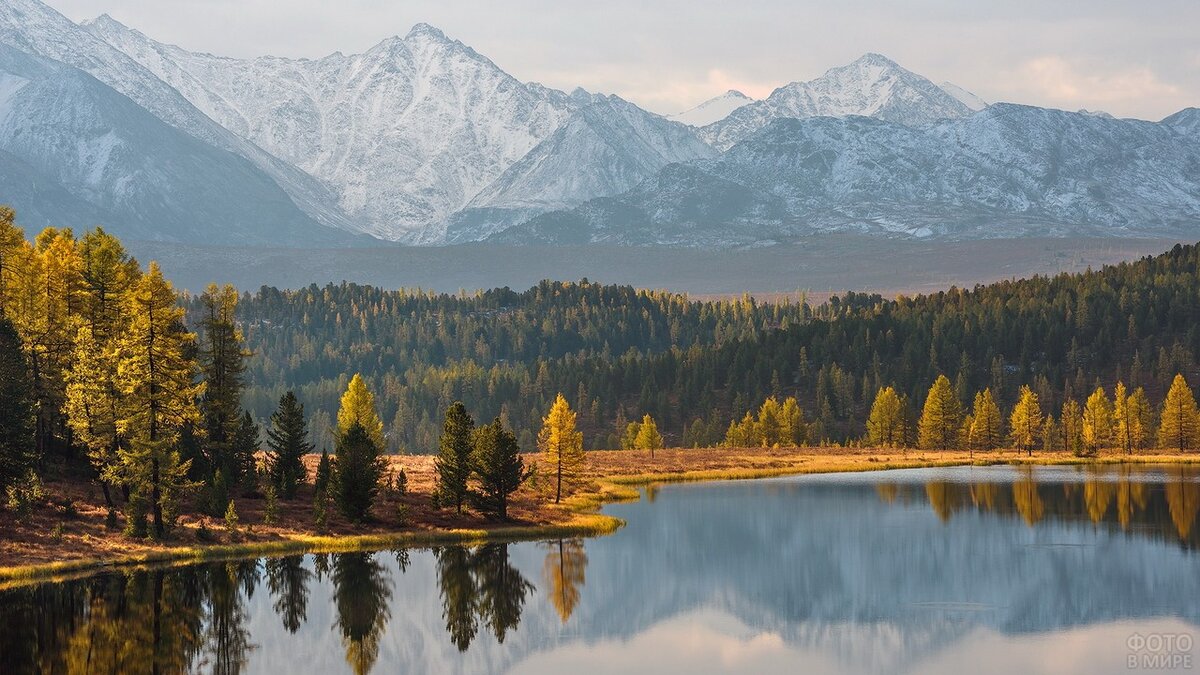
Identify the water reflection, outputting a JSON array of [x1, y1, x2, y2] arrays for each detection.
[[4, 465, 1200, 674], [892, 465, 1200, 545]]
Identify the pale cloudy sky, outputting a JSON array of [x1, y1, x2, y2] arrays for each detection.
[[46, 0, 1200, 120]]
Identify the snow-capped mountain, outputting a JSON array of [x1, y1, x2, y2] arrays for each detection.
[[445, 96, 717, 243], [668, 90, 755, 127], [497, 105, 1200, 247], [1163, 107, 1200, 136], [0, 0, 358, 237], [83, 16, 586, 243], [0, 43, 358, 245], [700, 53, 974, 150], [939, 82, 988, 111]]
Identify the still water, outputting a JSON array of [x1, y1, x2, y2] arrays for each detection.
[[4, 464, 1200, 674]]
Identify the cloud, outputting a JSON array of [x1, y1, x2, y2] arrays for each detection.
[[1013, 56, 1182, 109]]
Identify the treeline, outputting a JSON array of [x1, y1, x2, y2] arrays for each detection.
[[225, 241, 1200, 450]]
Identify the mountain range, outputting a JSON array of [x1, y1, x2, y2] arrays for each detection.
[[0, 0, 1197, 249]]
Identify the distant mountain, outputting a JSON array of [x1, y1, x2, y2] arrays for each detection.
[[1163, 107, 1200, 136], [668, 90, 754, 127], [0, 43, 359, 245], [498, 105, 1200, 247], [939, 81, 988, 111], [446, 96, 716, 243], [83, 16, 589, 243], [700, 53, 974, 150], [0, 0, 359, 237]]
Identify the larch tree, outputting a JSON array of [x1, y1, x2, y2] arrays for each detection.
[[969, 388, 1003, 452], [1009, 385, 1043, 456], [918, 375, 961, 450], [1127, 387, 1154, 452], [112, 262, 201, 539], [470, 417, 529, 520], [436, 401, 475, 513], [337, 373, 386, 451], [1082, 386, 1114, 454], [866, 386, 903, 448], [1062, 399, 1084, 456], [1158, 374, 1200, 452], [538, 393, 584, 504], [265, 391, 312, 499], [633, 414, 663, 456], [779, 396, 806, 446], [1113, 382, 1133, 455], [0, 314, 36, 497], [0, 206, 23, 313]]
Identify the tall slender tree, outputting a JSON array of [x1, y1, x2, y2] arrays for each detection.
[[867, 386, 903, 448], [111, 263, 201, 539], [1158, 374, 1200, 452], [332, 422, 385, 522], [198, 284, 251, 489], [1009, 385, 1043, 456], [968, 388, 1003, 452], [918, 375, 961, 450], [435, 402, 475, 514], [538, 394, 584, 504], [265, 391, 312, 499], [0, 315, 36, 497], [1082, 386, 1114, 454], [337, 373, 385, 451]]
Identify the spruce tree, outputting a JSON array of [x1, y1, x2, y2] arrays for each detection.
[[918, 375, 961, 450], [198, 284, 250, 489], [0, 315, 36, 497], [315, 448, 332, 495], [266, 391, 312, 499], [1159, 374, 1200, 452], [436, 402, 475, 514], [470, 418, 529, 520], [332, 423, 385, 522]]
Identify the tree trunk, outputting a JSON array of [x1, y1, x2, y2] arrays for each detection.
[[100, 481, 113, 508], [555, 451, 562, 504]]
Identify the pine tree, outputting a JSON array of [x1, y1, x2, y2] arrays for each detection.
[[0, 315, 36, 497], [1082, 386, 1114, 454], [633, 415, 663, 456], [1009, 385, 1043, 456], [1158, 374, 1200, 452], [918, 375, 961, 450], [198, 284, 251, 489], [435, 402, 475, 514], [332, 423, 385, 522], [538, 393, 584, 504], [111, 262, 200, 539], [265, 391, 312, 499], [866, 387, 903, 447], [338, 374, 385, 451], [470, 417, 529, 520], [969, 388, 1003, 452]]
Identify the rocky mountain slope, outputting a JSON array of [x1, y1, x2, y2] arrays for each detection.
[[668, 90, 755, 127]]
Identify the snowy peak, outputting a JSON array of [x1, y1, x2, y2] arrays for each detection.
[[700, 53, 974, 150], [939, 81, 988, 111], [1163, 108, 1200, 136], [668, 90, 754, 127]]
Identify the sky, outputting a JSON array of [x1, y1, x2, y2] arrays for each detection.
[[46, 0, 1200, 120]]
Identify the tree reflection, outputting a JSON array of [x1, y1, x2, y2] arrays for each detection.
[[543, 538, 588, 624], [1166, 471, 1200, 540], [332, 552, 393, 675], [266, 555, 311, 634], [475, 544, 534, 644], [205, 562, 257, 675], [436, 546, 478, 652]]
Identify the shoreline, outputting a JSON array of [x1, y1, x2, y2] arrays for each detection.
[[3, 449, 1198, 588]]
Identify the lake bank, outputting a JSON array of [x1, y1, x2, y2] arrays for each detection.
[[3, 447, 1199, 587]]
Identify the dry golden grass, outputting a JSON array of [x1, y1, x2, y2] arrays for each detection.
[[2, 445, 1197, 585]]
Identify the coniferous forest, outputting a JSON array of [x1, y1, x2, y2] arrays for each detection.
[[219, 244, 1200, 452]]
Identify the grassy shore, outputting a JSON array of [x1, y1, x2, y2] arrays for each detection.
[[2, 447, 1198, 587]]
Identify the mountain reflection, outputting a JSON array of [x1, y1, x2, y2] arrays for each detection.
[[894, 465, 1200, 545]]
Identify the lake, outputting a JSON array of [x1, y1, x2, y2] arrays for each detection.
[[3, 464, 1199, 674]]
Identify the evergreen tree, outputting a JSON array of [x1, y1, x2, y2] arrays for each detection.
[[332, 423, 385, 522], [633, 414, 663, 455], [232, 411, 260, 489], [435, 402, 475, 514], [473, 543, 532, 643], [918, 375, 961, 450], [538, 393, 584, 504], [1082, 386, 1114, 454], [1158, 374, 1200, 452], [0, 315, 36, 497], [265, 391, 312, 499], [314, 448, 332, 495], [435, 546, 478, 652], [198, 284, 250, 489], [969, 388, 1003, 452], [470, 418, 529, 520], [111, 262, 200, 539], [337, 373, 385, 451], [866, 386, 903, 447], [1009, 385, 1043, 456]]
